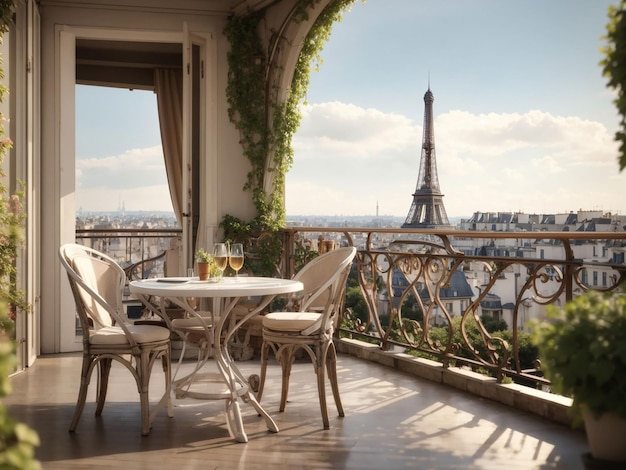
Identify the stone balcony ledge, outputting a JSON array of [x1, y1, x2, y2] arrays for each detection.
[[337, 337, 574, 427]]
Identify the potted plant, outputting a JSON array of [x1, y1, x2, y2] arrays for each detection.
[[0, 5, 40, 464], [532, 289, 626, 466], [195, 250, 219, 281]]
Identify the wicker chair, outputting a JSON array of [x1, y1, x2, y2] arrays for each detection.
[[59, 243, 172, 435], [256, 246, 356, 428]]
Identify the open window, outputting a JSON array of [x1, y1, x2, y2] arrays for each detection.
[[57, 26, 215, 352], [74, 32, 210, 269]]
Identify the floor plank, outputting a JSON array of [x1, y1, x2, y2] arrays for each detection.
[[6, 353, 588, 469]]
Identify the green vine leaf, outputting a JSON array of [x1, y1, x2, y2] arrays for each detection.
[[222, 0, 358, 274], [0, 3, 40, 468], [601, 1, 626, 171]]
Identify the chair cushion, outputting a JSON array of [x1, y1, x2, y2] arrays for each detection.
[[262, 311, 321, 333], [90, 324, 170, 345], [171, 316, 213, 331]]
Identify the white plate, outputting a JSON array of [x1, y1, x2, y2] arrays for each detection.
[[189, 278, 221, 284], [156, 277, 190, 283]]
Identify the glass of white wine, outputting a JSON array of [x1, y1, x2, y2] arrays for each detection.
[[213, 243, 228, 281], [228, 243, 244, 279]]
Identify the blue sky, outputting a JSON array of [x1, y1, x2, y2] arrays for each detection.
[[76, 0, 623, 218]]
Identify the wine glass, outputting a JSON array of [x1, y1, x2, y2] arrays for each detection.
[[228, 243, 244, 279], [213, 243, 228, 281]]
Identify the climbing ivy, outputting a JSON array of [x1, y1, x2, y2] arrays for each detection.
[[224, 12, 269, 223], [223, 0, 357, 240], [602, 1, 626, 171], [222, 0, 357, 275], [0, 3, 41, 468]]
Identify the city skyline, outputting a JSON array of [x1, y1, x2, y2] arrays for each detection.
[[76, 1, 624, 218]]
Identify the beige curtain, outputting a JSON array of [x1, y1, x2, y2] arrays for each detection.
[[154, 68, 183, 225]]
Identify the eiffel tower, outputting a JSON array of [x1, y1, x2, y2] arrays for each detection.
[[402, 87, 451, 229]]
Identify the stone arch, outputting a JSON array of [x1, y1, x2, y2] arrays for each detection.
[[259, 0, 335, 197]]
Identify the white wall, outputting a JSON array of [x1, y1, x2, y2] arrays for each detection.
[[38, 1, 252, 352]]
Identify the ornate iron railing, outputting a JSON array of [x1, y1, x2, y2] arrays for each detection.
[[282, 228, 626, 389], [75, 228, 182, 279], [76, 226, 626, 392]]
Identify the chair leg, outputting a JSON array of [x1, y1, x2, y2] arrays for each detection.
[[316, 343, 330, 429], [70, 354, 95, 432], [257, 340, 270, 403], [95, 358, 112, 416], [279, 346, 295, 412], [163, 347, 173, 418], [148, 349, 174, 431], [326, 342, 344, 418], [137, 351, 152, 436]]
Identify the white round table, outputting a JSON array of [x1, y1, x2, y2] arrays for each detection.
[[129, 276, 303, 443]]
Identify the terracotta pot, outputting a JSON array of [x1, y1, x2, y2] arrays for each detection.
[[197, 261, 210, 280], [318, 239, 335, 254], [583, 409, 626, 463]]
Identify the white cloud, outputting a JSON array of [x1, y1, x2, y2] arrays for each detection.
[[77, 145, 163, 171], [76, 145, 171, 211], [295, 102, 419, 158], [530, 155, 564, 174], [75, 101, 626, 218], [288, 101, 624, 217], [77, 184, 173, 212], [76, 145, 166, 190]]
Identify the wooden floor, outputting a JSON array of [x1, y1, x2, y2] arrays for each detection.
[[6, 352, 588, 470]]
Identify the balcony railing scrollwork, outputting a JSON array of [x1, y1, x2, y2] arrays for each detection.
[[75, 228, 182, 279], [76, 225, 626, 396], [283, 228, 626, 391]]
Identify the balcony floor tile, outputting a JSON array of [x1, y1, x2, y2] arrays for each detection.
[[6, 353, 587, 469]]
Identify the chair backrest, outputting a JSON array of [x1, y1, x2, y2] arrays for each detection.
[[59, 243, 126, 330], [291, 247, 357, 334], [164, 237, 183, 277]]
